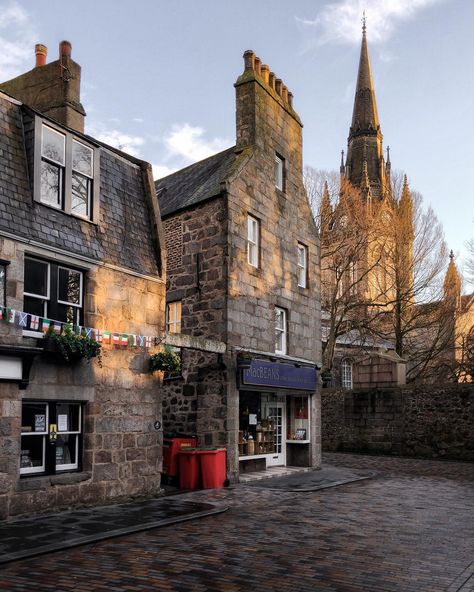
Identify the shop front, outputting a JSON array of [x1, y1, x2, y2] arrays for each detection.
[[237, 358, 317, 473]]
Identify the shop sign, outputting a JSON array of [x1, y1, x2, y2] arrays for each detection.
[[241, 360, 317, 391]]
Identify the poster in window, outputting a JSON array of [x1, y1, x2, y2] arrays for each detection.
[[34, 414, 46, 432], [57, 414, 68, 432]]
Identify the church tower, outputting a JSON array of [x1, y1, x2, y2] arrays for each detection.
[[342, 18, 389, 200]]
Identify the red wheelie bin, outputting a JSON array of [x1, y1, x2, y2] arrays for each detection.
[[198, 448, 227, 489]]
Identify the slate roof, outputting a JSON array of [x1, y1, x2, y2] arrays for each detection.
[[0, 92, 161, 277], [155, 146, 238, 217]]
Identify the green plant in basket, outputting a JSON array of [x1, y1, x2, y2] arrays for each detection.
[[43, 326, 102, 365], [149, 346, 181, 374]]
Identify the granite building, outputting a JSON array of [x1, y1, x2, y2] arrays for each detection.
[[156, 51, 322, 481], [0, 42, 166, 519]]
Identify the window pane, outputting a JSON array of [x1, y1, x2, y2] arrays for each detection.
[[275, 308, 284, 330], [21, 435, 45, 470], [42, 125, 65, 165], [24, 258, 48, 297], [72, 140, 93, 177], [56, 303, 80, 324], [57, 403, 80, 432], [275, 156, 283, 189], [58, 267, 82, 306], [24, 295, 45, 317], [71, 173, 91, 218], [21, 403, 48, 433], [56, 434, 77, 468], [40, 161, 62, 208]]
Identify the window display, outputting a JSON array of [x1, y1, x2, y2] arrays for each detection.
[[20, 401, 82, 476], [287, 396, 310, 442]]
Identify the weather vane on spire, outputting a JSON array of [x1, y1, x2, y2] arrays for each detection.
[[362, 10, 367, 34]]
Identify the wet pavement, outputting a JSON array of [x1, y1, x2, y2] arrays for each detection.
[[0, 453, 473, 591]]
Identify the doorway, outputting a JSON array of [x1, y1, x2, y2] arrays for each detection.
[[262, 396, 286, 466]]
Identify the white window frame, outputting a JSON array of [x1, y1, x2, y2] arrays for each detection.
[[275, 306, 287, 355], [275, 154, 284, 191], [247, 214, 259, 268], [71, 139, 94, 220], [166, 301, 182, 334], [23, 257, 84, 337], [341, 359, 353, 389], [297, 243, 308, 288], [56, 404, 81, 471], [34, 118, 100, 223], [20, 403, 49, 475]]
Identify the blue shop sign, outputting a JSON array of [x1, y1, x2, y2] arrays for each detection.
[[241, 359, 317, 392]]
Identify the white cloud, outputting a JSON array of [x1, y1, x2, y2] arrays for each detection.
[[0, 1, 36, 80], [164, 123, 230, 162], [152, 163, 177, 179], [88, 123, 144, 157], [297, 0, 445, 45]]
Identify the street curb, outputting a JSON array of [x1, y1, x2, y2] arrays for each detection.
[[241, 472, 376, 492], [0, 503, 228, 566]]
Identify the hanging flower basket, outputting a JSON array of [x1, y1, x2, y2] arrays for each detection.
[[40, 327, 102, 365], [150, 347, 181, 374]]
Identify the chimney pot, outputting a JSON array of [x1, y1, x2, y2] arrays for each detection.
[[254, 56, 261, 76], [59, 40, 72, 58], [282, 84, 288, 102], [35, 44, 47, 67], [269, 72, 275, 90], [260, 64, 269, 84], [275, 78, 282, 95], [243, 50, 255, 71], [288, 91, 293, 108]]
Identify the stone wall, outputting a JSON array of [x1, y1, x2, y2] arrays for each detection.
[[321, 384, 474, 460], [0, 237, 165, 520]]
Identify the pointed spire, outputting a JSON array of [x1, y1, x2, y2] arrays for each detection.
[[350, 16, 380, 135], [444, 250, 462, 310], [340, 150, 345, 176], [360, 141, 372, 204], [320, 180, 333, 235]]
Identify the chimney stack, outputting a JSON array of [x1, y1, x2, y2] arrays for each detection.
[[35, 44, 47, 67], [0, 40, 86, 133]]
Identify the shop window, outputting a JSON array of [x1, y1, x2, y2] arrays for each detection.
[[275, 306, 287, 355], [287, 396, 310, 441], [34, 119, 99, 222], [274, 154, 285, 191], [20, 401, 82, 476], [0, 259, 9, 308], [297, 243, 308, 288], [23, 256, 83, 333], [247, 214, 259, 268], [166, 301, 182, 333], [341, 359, 353, 389]]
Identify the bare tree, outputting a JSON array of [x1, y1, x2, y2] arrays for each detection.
[[306, 167, 450, 381]]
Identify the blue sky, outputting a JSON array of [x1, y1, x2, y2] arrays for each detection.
[[1, 0, 473, 283]]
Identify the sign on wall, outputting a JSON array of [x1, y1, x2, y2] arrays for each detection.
[[241, 359, 317, 392]]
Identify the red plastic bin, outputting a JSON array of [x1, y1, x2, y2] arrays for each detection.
[[179, 450, 201, 490], [198, 448, 227, 489], [162, 437, 197, 477]]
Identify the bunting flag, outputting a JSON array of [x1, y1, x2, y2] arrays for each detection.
[[18, 312, 28, 327], [0, 306, 159, 349]]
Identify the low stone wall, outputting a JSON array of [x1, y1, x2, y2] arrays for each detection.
[[322, 384, 474, 461]]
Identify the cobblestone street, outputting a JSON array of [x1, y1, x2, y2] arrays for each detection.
[[1, 453, 473, 592]]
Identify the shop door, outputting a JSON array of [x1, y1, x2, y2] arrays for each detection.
[[262, 400, 286, 466]]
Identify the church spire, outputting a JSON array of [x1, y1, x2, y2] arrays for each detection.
[[345, 17, 385, 199], [443, 250, 462, 310], [350, 17, 380, 136]]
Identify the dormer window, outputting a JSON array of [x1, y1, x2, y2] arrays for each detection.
[[34, 119, 99, 222]]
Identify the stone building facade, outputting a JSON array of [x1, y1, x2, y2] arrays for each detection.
[[0, 42, 166, 520], [157, 51, 321, 482]]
